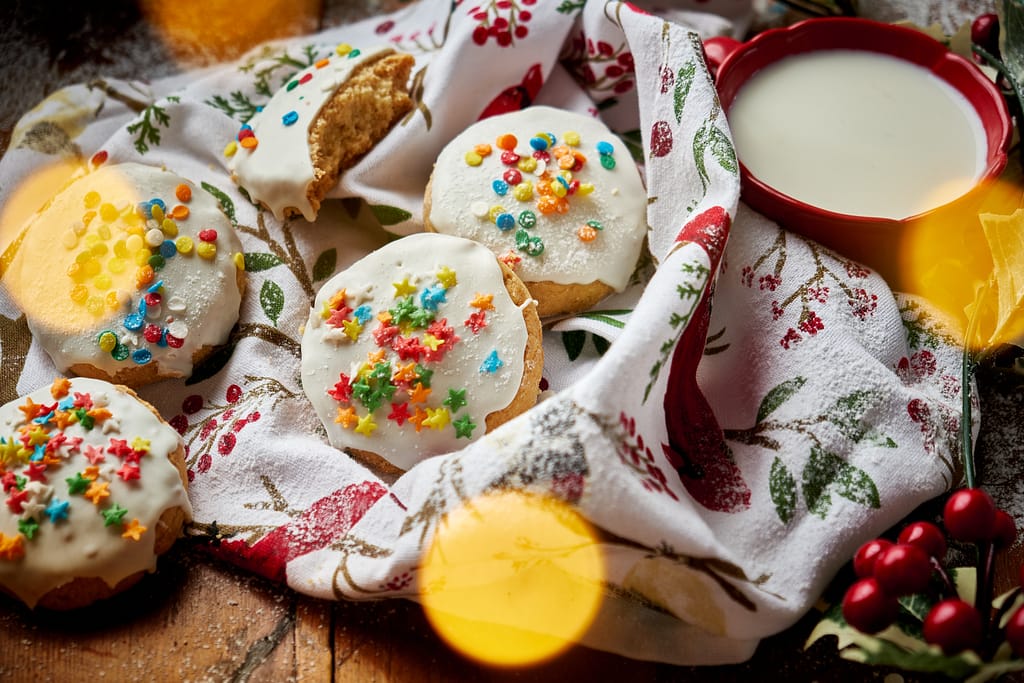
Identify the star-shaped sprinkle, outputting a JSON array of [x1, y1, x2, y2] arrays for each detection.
[[408, 407, 428, 433], [465, 310, 488, 334], [88, 407, 112, 424], [66, 472, 90, 494], [423, 407, 450, 431], [453, 414, 477, 439], [392, 336, 424, 361], [353, 305, 373, 324], [83, 465, 101, 481], [131, 437, 150, 453], [392, 362, 418, 384], [6, 489, 28, 514], [18, 517, 40, 539], [73, 392, 93, 409], [470, 293, 495, 310], [17, 398, 41, 422], [26, 427, 49, 447], [335, 406, 358, 429], [32, 410, 55, 425], [1, 471, 18, 492], [45, 498, 70, 523], [354, 413, 377, 436], [0, 439, 21, 466], [24, 461, 48, 482], [74, 409, 94, 430], [342, 318, 363, 341], [436, 267, 458, 289], [30, 444, 45, 462], [53, 409, 78, 430], [83, 444, 106, 465], [328, 374, 353, 403], [421, 334, 443, 351], [366, 348, 386, 365], [414, 364, 433, 388], [121, 518, 147, 541], [393, 278, 417, 298], [0, 533, 25, 561], [103, 503, 128, 527], [50, 377, 72, 399], [444, 388, 468, 412], [419, 285, 447, 312], [84, 481, 111, 505], [63, 435, 83, 454], [389, 297, 417, 325], [327, 288, 349, 311], [409, 306, 436, 329], [480, 350, 504, 373], [117, 463, 141, 482], [387, 402, 410, 425], [408, 383, 431, 404]]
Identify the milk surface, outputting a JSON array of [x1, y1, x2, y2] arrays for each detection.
[[728, 49, 986, 219]]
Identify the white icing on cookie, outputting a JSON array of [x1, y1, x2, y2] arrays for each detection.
[[300, 233, 529, 471], [227, 45, 394, 221], [0, 377, 191, 607], [5, 163, 244, 382], [427, 106, 648, 291]]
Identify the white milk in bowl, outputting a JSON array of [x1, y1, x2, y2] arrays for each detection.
[[727, 49, 987, 219]]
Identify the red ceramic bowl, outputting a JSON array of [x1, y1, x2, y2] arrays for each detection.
[[706, 18, 1012, 288]]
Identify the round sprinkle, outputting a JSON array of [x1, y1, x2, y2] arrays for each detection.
[[90, 150, 108, 167], [517, 157, 537, 173], [170, 205, 189, 220], [286, 80, 299, 92], [491, 179, 509, 196], [107, 258, 126, 274], [500, 150, 520, 166], [470, 201, 489, 218], [315, 58, 330, 69], [496, 134, 517, 151], [175, 184, 192, 202], [148, 254, 166, 271], [161, 218, 178, 237], [125, 234, 144, 254], [238, 127, 254, 141], [474, 143, 492, 157], [70, 285, 89, 305], [168, 321, 189, 339], [84, 191, 101, 209], [151, 203, 165, 222], [233, 252, 245, 271], [224, 141, 238, 157], [97, 331, 118, 353], [577, 224, 598, 242], [144, 291, 162, 308], [61, 229, 79, 249], [596, 141, 614, 155], [176, 236, 194, 254], [464, 151, 483, 166], [134, 249, 152, 267], [93, 273, 112, 291], [112, 344, 130, 361], [488, 205, 505, 223], [512, 182, 533, 201], [166, 334, 184, 349], [196, 242, 217, 260], [124, 313, 144, 331], [495, 213, 516, 231], [105, 291, 122, 310], [282, 110, 299, 126], [100, 203, 119, 222], [600, 154, 616, 170], [578, 182, 595, 196], [146, 228, 164, 248], [240, 137, 258, 149], [348, 48, 361, 58], [131, 349, 152, 365], [299, 73, 313, 84], [199, 229, 218, 242], [143, 324, 163, 343], [518, 210, 536, 229], [564, 131, 581, 146], [586, 219, 604, 231], [503, 169, 522, 185], [336, 43, 352, 56], [529, 136, 549, 151], [135, 264, 155, 288]]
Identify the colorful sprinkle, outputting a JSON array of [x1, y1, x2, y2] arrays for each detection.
[[492, 179, 509, 196], [196, 242, 217, 259], [453, 414, 476, 439], [175, 184, 192, 202], [480, 350, 504, 373], [495, 213, 516, 231], [336, 43, 353, 56], [496, 134, 517, 150], [282, 110, 299, 126], [464, 151, 483, 166]]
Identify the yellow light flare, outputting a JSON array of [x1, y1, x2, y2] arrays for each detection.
[[138, 0, 322, 68], [895, 177, 1024, 351], [418, 490, 604, 668], [0, 158, 83, 268]]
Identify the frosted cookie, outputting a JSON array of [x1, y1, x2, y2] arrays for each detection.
[[0, 377, 191, 609], [300, 233, 542, 472], [424, 106, 648, 317], [5, 162, 245, 388], [227, 44, 415, 221]]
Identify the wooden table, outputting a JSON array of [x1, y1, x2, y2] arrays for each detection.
[[1, 2, 1022, 681]]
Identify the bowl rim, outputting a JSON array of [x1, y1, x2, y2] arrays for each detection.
[[714, 16, 1013, 227]]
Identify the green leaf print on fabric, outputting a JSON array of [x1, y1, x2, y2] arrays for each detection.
[[206, 91, 262, 123], [693, 122, 737, 193], [260, 280, 285, 326], [125, 96, 179, 155], [756, 377, 807, 424], [673, 61, 696, 124], [769, 457, 798, 524], [313, 248, 337, 282], [369, 204, 413, 226], [201, 182, 238, 226], [244, 253, 284, 273], [802, 447, 880, 519]]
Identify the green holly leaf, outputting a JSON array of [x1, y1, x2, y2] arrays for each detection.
[[201, 182, 238, 225], [673, 61, 696, 124], [769, 456, 798, 524], [802, 447, 880, 519], [243, 253, 283, 273], [260, 280, 285, 326], [369, 204, 412, 226], [756, 376, 806, 424], [312, 248, 337, 282], [562, 330, 586, 361]]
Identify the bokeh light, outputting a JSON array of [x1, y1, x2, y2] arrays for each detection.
[[418, 490, 605, 668]]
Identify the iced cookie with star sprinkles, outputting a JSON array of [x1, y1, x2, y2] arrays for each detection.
[[301, 233, 543, 472], [226, 43, 415, 221], [424, 106, 648, 317], [0, 377, 190, 609], [4, 162, 245, 388]]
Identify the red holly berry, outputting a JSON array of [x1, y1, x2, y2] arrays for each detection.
[[992, 509, 1017, 548], [943, 488, 997, 542], [874, 543, 932, 596], [971, 13, 999, 57], [650, 120, 673, 157], [842, 578, 898, 634], [1007, 605, 1024, 656], [853, 538, 893, 578], [897, 521, 947, 559], [922, 599, 982, 654], [218, 433, 236, 456], [226, 384, 242, 404], [471, 25, 488, 45]]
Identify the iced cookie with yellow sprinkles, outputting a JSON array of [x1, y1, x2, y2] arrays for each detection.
[[300, 233, 542, 472], [0, 377, 190, 609], [226, 43, 414, 221], [424, 106, 648, 317], [4, 162, 245, 388]]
